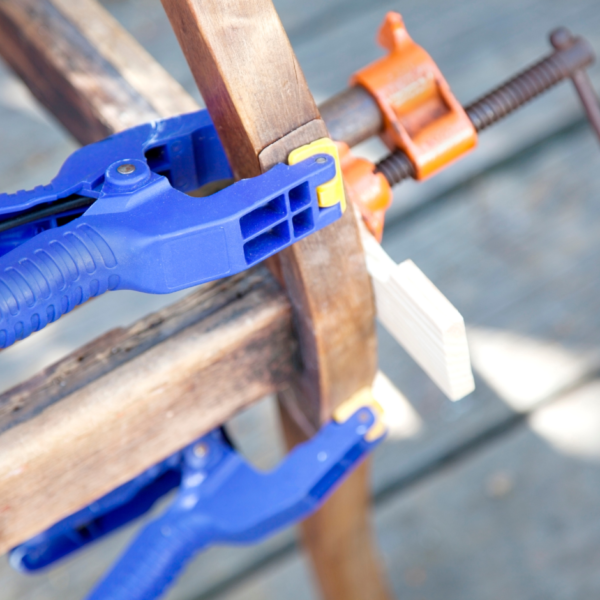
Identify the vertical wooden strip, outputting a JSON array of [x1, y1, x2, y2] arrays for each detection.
[[161, 0, 323, 179], [160, 2, 390, 598]]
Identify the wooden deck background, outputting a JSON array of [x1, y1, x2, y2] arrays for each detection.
[[1, 0, 600, 598]]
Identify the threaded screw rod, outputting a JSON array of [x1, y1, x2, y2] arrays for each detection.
[[376, 29, 598, 187]]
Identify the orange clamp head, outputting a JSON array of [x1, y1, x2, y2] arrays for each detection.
[[337, 142, 392, 241], [352, 12, 477, 180]]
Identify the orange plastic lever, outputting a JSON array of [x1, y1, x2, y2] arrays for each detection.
[[352, 12, 477, 180]]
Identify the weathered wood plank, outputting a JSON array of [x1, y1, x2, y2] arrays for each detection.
[[160, 0, 378, 424], [160, 0, 324, 179], [0, 268, 295, 554], [161, 0, 378, 424], [0, 269, 277, 434]]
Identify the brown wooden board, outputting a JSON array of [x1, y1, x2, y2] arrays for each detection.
[[0, 269, 285, 434], [159, 0, 378, 424], [0, 266, 295, 553], [0, 0, 196, 144], [159, 3, 387, 599]]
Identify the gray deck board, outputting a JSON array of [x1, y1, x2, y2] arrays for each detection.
[[209, 381, 600, 600], [1, 0, 600, 598]]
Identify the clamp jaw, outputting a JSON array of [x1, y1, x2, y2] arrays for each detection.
[[0, 110, 344, 349], [11, 399, 386, 600]]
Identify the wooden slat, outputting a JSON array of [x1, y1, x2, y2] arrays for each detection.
[[160, 0, 323, 179], [159, 3, 389, 600], [359, 223, 474, 401], [0, 268, 294, 554], [0, 269, 279, 434], [161, 0, 377, 425]]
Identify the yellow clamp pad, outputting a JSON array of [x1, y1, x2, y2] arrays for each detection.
[[333, 386, 387, 442], [288, 138, 347, 212]]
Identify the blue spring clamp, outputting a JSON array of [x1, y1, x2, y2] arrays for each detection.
[[0, 109, 344, 349], [10, 402, 386, 600]]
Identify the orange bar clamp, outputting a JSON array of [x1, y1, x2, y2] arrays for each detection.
[[341, 12, 477, 239]]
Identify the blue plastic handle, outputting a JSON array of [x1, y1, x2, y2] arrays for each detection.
[[86, 517, 213, 600], [0, 109, 343, 349], [0, 154, 340, 349]]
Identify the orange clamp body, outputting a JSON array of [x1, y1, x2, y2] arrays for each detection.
[[352, 12, 477, 180], [337, 142, 391, 241]]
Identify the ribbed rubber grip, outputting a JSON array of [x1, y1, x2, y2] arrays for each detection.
[[86, 518, 210, 600], [0, 222, 119, 348]]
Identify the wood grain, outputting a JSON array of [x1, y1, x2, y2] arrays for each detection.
[[0, 269, 294, 554], [160, 0, 323, 179], [0, 269, 275, 434], [159, 3, 387, 599], [160, 0, 377, 426], [50, 0, 197, 120]]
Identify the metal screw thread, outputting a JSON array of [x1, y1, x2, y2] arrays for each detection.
[[375, 32, 595, 187], [465, 53, 575, 132]]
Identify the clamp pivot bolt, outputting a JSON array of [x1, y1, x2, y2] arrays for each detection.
[[117, 163, 136, 175]]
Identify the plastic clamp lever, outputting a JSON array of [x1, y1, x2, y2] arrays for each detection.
[[288, 138, 347, 211], [0, 111, 344, 349], [352, 12, 477, 180]]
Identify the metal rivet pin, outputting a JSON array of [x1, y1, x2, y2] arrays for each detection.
[[117, 163, 136, 175], [315, 157, 327, 164]]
